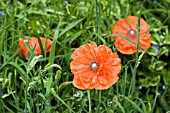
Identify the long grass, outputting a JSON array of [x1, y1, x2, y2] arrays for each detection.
[[0, 0, 170, 113]]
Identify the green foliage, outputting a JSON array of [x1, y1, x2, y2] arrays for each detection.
[[0, 0, 170, 113]]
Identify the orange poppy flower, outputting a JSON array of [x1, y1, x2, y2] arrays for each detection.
[[18, 36, 52, 60], [70, 42, 121, 90], [112, 16, 151, 54]]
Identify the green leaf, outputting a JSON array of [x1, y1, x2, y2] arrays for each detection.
[[136, 51, 146, 68], [27, 55, 43, 73], [149, 61, 167, 71], [48, 21, 61, 72], [139, 76, 160, 88], [162, 69, 170, 84], [26, 9, 57, 17], [155, 61, 167, 71], [2, 91, 16, 98], [37, 35, 45, 56], [15, 14, 29, 21], [59, 18, 84, 37], [93, 32, 107, 45], [50, 88, 75, 113], [45, 76, 53, 98], [27, 101, 31, 113], [119, 95, 144, 113], [37, 93, 46, 100], [3, 62, 27, 82], [158, 46, 169, 58], [55, 70, 61, 86], [43, 64, 61, 73], [147, 47, 158, 56], [3, 104, 15, 113], [59, 81, 72, 93], [136, 97, 147, 113], [114, 100, 125, 113], [69, 30, 83, 45]]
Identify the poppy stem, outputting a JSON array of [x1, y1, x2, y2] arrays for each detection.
[[87, 90, 92, 113], [151, 91, 160, 113], [133, 17, 141, 93], [24, 73, 29, 112], [129, 17, 141, 96], [95, 90, 101, 113]]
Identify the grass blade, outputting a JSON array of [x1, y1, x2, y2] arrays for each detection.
[[59, 18, 84, 37], [50, 88, 75, 113], [119, 95, 143, 113]]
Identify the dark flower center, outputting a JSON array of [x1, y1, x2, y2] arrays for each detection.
[[127, 29, 137, 38], [90, 61, 99, 72]]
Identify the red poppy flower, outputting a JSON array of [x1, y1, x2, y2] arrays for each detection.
[[112, 16, 151, 54], [70, 42, 121, 90], [18, 36, 52, 60]]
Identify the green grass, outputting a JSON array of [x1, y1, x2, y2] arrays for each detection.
[[0, 0, 170, 113]]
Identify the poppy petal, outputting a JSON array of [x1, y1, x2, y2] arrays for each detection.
[[112, 16, 151, 54], [17, 36, 52, 60], [70, 42, 121, 90]]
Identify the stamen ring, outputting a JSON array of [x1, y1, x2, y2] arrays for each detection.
[[89, 61, 99, 72], [127, 29, 137, 38]]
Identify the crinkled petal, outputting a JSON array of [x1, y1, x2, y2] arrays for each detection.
[[73, 71, 96, 90], [95, 74, 119, 90], [70, 42, 121, 90]]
